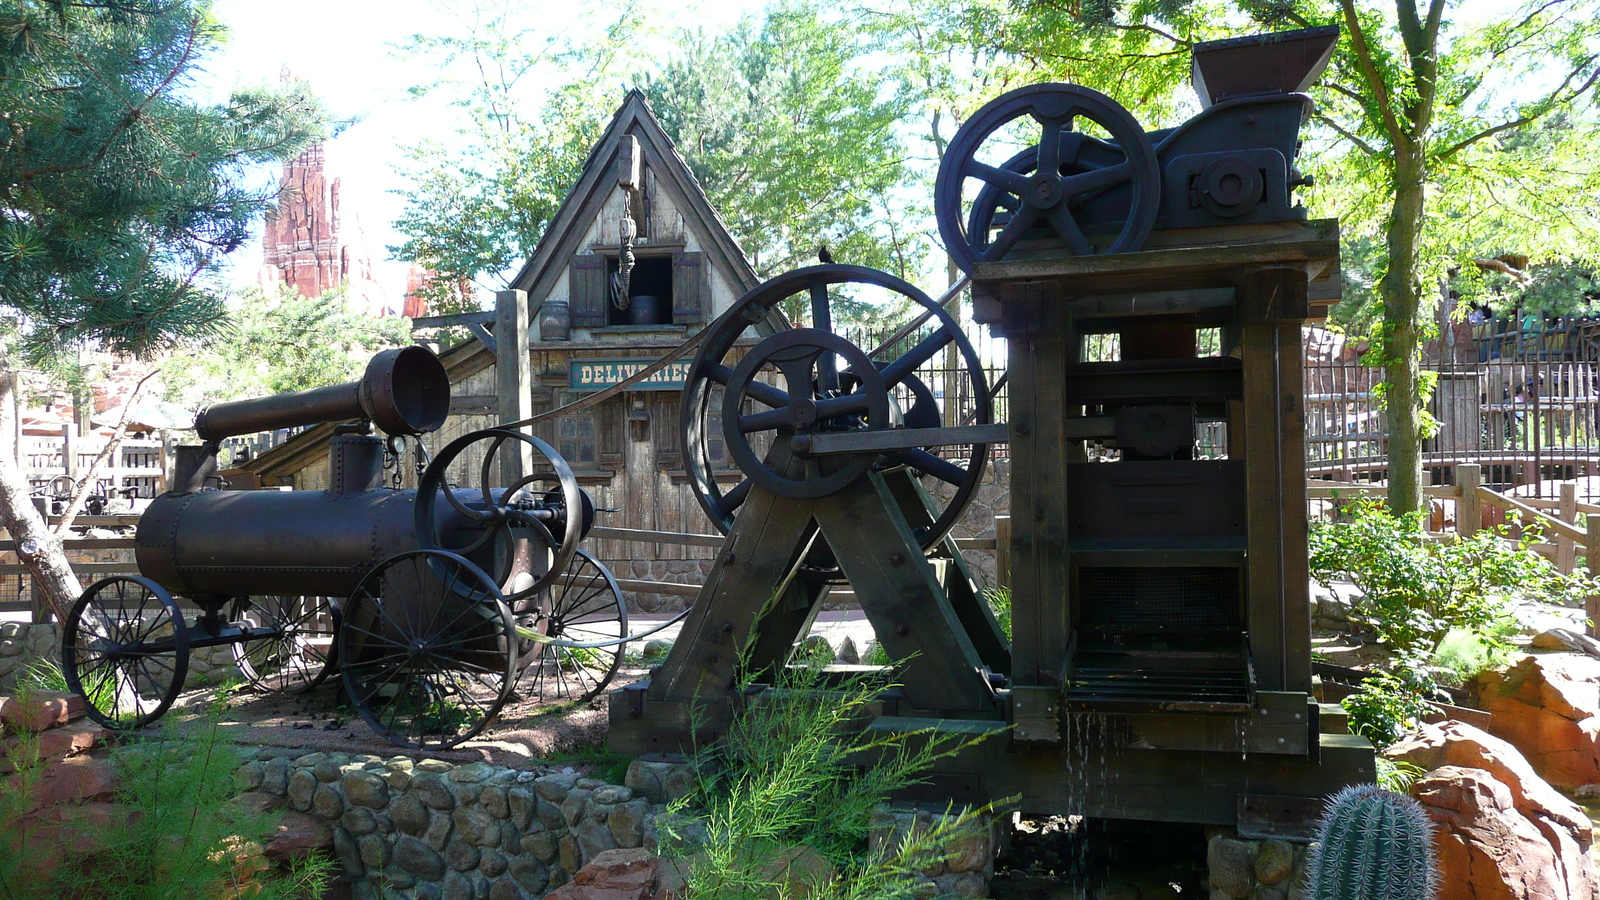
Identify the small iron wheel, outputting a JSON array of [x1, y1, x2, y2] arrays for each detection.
[[935, 83, 1160, 272], [229, 595, 340, 694], [515, 549, 628, 704], [339, 549, 516, 750], [62, 575, 190, 729], [682, 264, 993, 552], [415, 427, 587, 605]]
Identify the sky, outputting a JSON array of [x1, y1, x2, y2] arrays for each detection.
[[201, 0, 764, 302]]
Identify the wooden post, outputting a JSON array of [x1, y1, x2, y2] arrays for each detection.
[[994, 514, 1011, 592], [1557, 482, 1578, 574], [495, 289, 532, 486], [1586, 521, 1600, 639], [1458, 464, 1481, 537]]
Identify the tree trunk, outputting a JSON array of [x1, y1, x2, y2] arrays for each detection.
[[1381, 143, 1428, 514], [0, 360, 83, 623]]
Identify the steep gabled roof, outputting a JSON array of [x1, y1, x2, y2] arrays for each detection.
[[508, 89, 765, 313]]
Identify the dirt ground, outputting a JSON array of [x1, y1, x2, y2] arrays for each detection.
[[175, 664, 653, 768]]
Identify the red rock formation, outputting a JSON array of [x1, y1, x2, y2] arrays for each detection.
[[1477, 655, 1600, 789], [259, 144, 388, 314], [1389, 719, 1597, 900]]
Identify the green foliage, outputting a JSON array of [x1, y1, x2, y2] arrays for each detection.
[[1428, 627, 1511, 687], [159, 285, 410, 411], [1374, 758, 1426, 795], [1340, 654, 1435, 748], [0, 0, 331, 365], [1306, 784, 1438, 900], [640, 4, 916, 288], [0, 716, 333, 899], [983, 585, 1012, 642], [1309, 500, 1589, 656], [666, 658, 996, 899], [392, 0, 927, 316]]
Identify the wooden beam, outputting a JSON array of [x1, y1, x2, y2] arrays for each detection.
[[410, 311, 496, 328], [1477, 486, 1584, 543], [496, 289, 532, 484]]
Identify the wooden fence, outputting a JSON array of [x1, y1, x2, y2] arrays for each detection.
[[1309, 463, 1600, 636]]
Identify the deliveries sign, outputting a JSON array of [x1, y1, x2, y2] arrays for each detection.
[[569, 358, 693, 391]]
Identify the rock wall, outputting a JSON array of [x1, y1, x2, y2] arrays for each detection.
[[0, 621, 239, 692], [236, 751, 676, 900], [1204, 831, 1311, 900]]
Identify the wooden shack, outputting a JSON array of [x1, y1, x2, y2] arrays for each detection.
[[242, 91, 786, 606]]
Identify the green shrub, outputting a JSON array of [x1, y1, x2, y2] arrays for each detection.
[[1429, 627, 1512, 687], [1341, 653, 1437, 748], [666, 654, 999, 899], [1309, 499, 1590, 656], [0, 714, 333, 899]]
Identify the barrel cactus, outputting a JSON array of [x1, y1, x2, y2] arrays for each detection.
[[1306, 784, 1438, 900]]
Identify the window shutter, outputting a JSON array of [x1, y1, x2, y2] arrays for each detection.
[[672, 251, 707, 325], [569, 254, 607, 327]]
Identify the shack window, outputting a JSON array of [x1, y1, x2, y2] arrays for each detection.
[[559, 414, 597, 466], [607, 256, 675, 326]]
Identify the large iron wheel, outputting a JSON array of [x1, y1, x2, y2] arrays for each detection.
[[62, 576, 190, 729], [935, 83, 1160, 272], [229, 595, 340, 694], [415, 428, 587, 605], [682, 264, 992, 552], [515, 549, 628, 704], [339, 549, 516, 750]]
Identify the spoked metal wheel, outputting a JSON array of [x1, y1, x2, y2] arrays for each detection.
[[515, 549, 627, 704], [934, 83, 1161, 271], [62, 576, 190, 729], [415, 427, 588, 606], [682, 264, 993, 557], [339, 549, 516, 750], [229, 595, 340, 694]]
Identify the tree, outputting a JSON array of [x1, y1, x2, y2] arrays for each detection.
[[160, 286, 411, 415], [0, 0, 328, 621], [903, 0, 1600, 513], [391, 0, 924, 323]]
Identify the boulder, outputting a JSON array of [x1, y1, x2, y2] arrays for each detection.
[[1414, 766, 1588, 900], [542, 847, 673, 900], [1478, 656, 1600, 788], [0, 691, 86, 733], [1531, 628, 1600, 658], [264, 811, 335, 863]]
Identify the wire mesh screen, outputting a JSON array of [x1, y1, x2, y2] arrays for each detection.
[[1077, 567, 1241, 631]]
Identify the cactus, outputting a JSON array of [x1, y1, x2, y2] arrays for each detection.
[[1306, 784, 1438, 900]]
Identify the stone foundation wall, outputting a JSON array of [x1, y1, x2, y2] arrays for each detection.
[[237, 750, 674, 900], [1204, 830, 1311, 900]]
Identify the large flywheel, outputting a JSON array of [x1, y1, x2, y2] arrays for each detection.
[[682, 264, 993, 554]]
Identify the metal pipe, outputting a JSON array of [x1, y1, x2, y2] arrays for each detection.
[[194, 346, 449, 441]]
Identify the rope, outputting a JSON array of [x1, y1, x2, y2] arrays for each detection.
[[514, 607, 691, 649]]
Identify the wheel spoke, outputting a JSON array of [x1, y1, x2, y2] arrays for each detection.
[[879, 329, 955, 389], [812, 393, 872, 420], [714, 479, 752, 518], [890, 448, 969, 485], [706, 364, 789, 407], [809, 284, 840, 393], [967, 160, 1031, 195], [1044, 205, 1093, 256], [739, 408, 795, 434], [1062, 161, 1133, 199], [1036, 118, 1064, 176], [982, 204, 1039, 261]]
